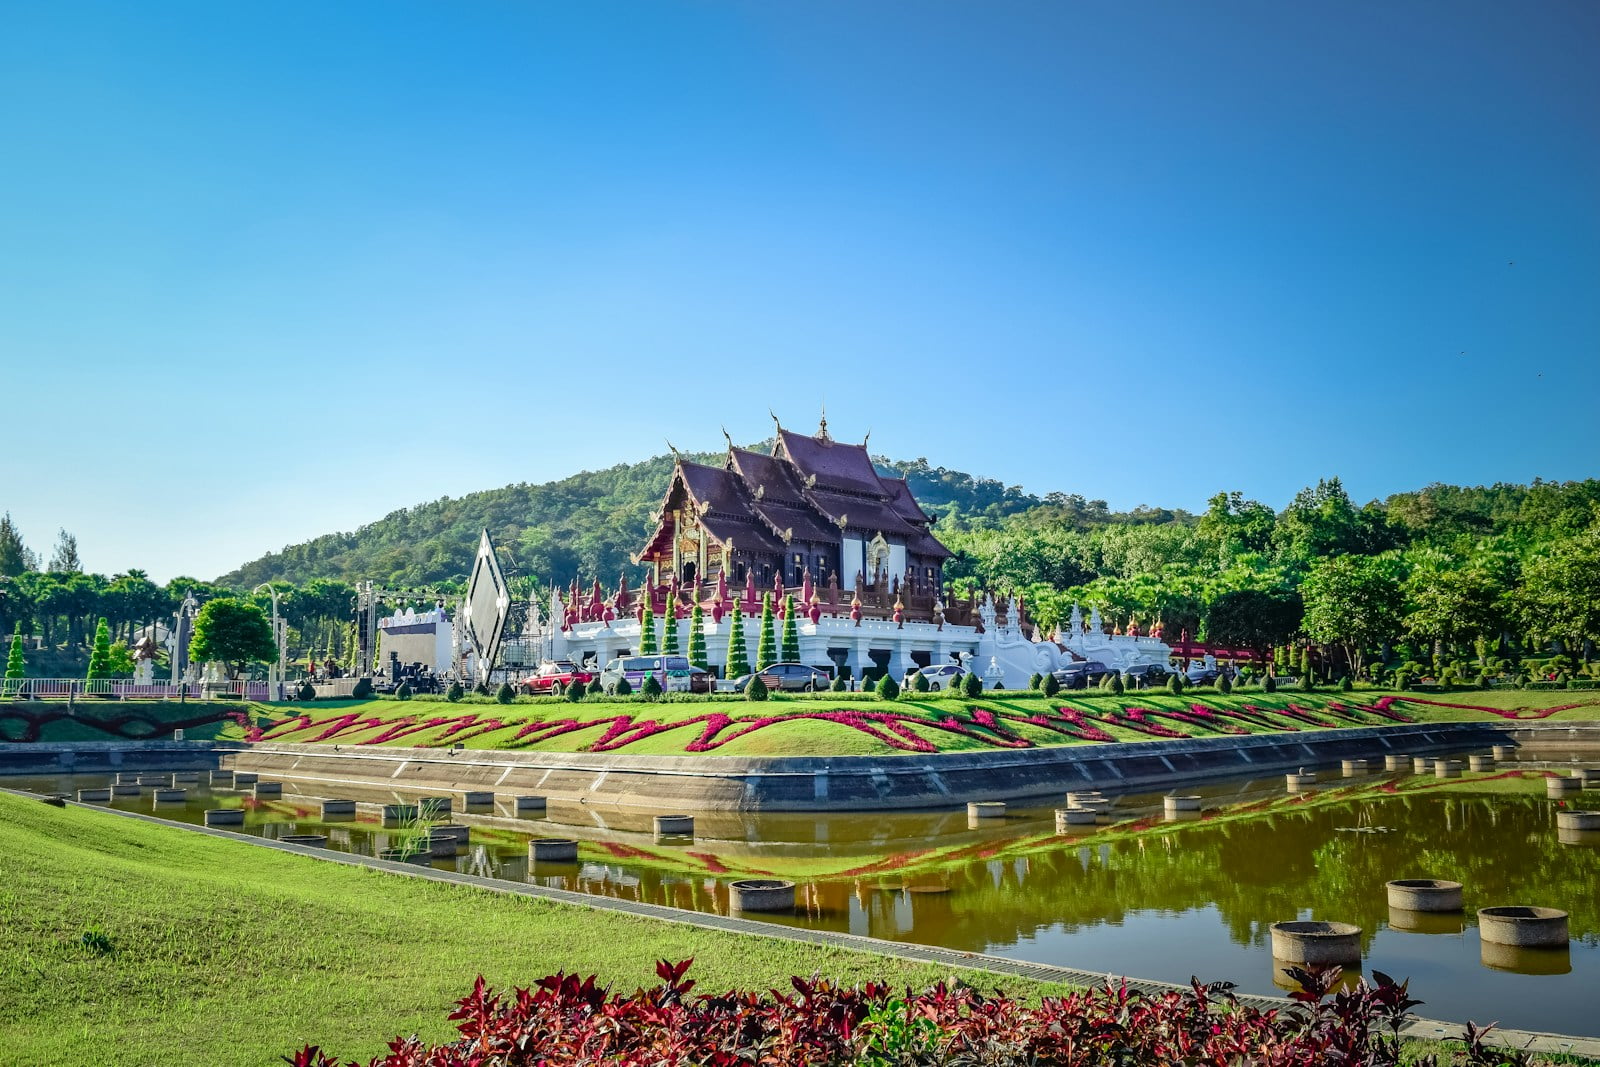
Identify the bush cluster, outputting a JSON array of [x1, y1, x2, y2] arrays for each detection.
[[288, 958, 1518, 1067]]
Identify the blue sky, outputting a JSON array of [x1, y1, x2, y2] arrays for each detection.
[[1, 1, 1595, 582]]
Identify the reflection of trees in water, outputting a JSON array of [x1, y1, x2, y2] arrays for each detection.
[[482, 791, 1596, 959]]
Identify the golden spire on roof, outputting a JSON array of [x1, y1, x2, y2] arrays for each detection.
[[817, 403, 832, 444]]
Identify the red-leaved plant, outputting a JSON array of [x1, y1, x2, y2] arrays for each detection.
[[285, 958, 1524, 1067]]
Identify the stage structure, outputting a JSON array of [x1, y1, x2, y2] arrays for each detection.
[[514, 417, 1174, 688], [460, 528, 511, 686]]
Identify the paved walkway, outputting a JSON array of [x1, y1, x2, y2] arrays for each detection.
[[14, 788, 1597, 1061]]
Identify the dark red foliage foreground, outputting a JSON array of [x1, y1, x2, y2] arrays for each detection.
[[286, 959, 1524, 1067]]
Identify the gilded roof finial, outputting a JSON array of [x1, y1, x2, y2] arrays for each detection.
[[817, 402, 831, 443], [666, 439, 681, 460], [721, 425, 734, 450]]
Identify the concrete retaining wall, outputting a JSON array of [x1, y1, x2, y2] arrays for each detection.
[[7, 721, 1598, 812]]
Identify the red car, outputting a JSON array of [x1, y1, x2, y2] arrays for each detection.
[[521, 660, 596, 696]]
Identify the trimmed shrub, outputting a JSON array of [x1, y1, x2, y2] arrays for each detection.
[[613, 676, 633, 697], [1041, 672, 1061, 697], [1340, 676, 1353, 693], [745, 673, 769, 701], [830, 675, 847, 692], [876, 674, 901, 700], [564, 679, 585, 702], [396, 682, 413, 701], [1263, 674, 1277, 694], [1217, 674, 1232, 695], [298, 681, 316, 701], [1166, 673, 1184, 694], [1028, 672, 1043, 690], [352, 677, 374, 699], [962, 671, 982, 698], [445, 681, 465, 702], [587, 679, 605, 696], [911, 671, 931, 693], [640, 674, 663, 700], [494, 682, 515, 704], [1108, 673, 1124, 695]]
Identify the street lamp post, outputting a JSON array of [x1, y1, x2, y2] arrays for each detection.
[[253, 584, 287, 702]]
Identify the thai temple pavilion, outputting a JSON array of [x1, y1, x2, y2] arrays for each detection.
[[530, 417, 1174, 686], [638, 416, 950, 602]]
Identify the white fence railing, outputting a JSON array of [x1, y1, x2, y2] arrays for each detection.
[[0, 678, 271, 701]]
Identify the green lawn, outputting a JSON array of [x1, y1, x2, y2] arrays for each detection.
[[0, 792, 1072, 1067]]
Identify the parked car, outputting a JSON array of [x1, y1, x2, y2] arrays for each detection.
[[1050, 659, 1111, 689], [1184, 664, 1220, 685], [599, 655, 713, 695], [913, 663, 969, 690], [1123, 663, 1172, 689], [733, 662, 833, 692], [521, 660, 596, 696]]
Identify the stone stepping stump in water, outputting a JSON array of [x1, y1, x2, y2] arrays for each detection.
[[253, 782, 283, 799], [1055, 807, 1097, 830], [1164, 795, 1202, 813], [729, 879, 796, 912], [1411, 757, 1431, 774], [1384, 754, 1410, 771], [210, 770, 234, 787], [1478, 906, 1569, 947], [461, 791, 494, 809], [75, 788, 111, 803], [529, 838, 578, 862], [204, 808, 245, 826], [513, 795, 547, 814], [1555, 810, 1600, 832], [1469, 755, 1495, 772], [378, 846, 430, 865], [151, 788, 186, 804], [966, 801, 1005, 819], [1434, 760, 1463, 779], [1342, 759, 1368, 776], [1546, 775, 1581, 797], [110, 783, 141, 797], [281, 834, 328, 848], [382, 804, 418, 827], [137, 775, 171, 787], [1492, 745, 1515, 761], [1386, 878, 1463, 912], [653, 814, 694, 836], [232, 772, 259, 786], [320, 799, 356, 820], [418, 796, 452, 819], [1270, 920, 1362, 967], [171, 771, 201, 783], [1286, 771, 1317, 790]]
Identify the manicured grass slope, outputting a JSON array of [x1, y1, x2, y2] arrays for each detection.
[[233, 690, 1600, 757], [0, 794, 1064, 1067]]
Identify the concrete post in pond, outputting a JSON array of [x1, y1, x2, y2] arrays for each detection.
[[1341, 759, 1368, 776], [320, 799, 357, 820], [513, 795, 547, 814], [729, 879, 796, 912], [151, 788, 186, 804], [418, 796, 452, 819], [232, 772, 258, 786], [1384, 754, 1409, 771], [1477, 906, 1568, 948], [381, 804, 418, 827], [1385, 879, 1463, 912], [1056, 807, 1097, 830], [1411, 757, 1431, 774], [253, 782, 283, 799], [529, 838, 578, 862], [966, 801, 1005, 819], [1492, 745, 1515, 761], [462, 791, 494, 808], [204, 808, 245, 826], [654, 815, 694, 836], [1546, 776, 1580, 798], [1269, 921, 1361, 966], [1434, 760, 1462, 779], [1286, 771, 1317, 790], [1468, 755, 1495, 772], [281, 834, 328, 848], [1164, 795, 1202, 813], [210, 770, 234, 787], [1555, 810, 1600, 832], [110, 783, 141, 797]]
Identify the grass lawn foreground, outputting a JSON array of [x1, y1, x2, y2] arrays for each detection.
[[0, 792, 1068, 1067]]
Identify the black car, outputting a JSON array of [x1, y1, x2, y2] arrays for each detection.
[[1050, 659, 1111, 689], [1122, 663, 1172, 689]]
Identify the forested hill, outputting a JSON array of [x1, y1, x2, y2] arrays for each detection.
[[215, 446, 1048, 590]]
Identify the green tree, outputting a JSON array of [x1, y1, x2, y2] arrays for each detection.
[[755, 594, 776, 670], [638, 598, 658, 656], [781, 595, 800, 663], [107, 639, 135, 676], [662, 604, 680, 656], [876, 673, 901, 700], [4, 622, 25, 694], [1516, 527, 1600, 665], [687, 601, 707, 669], [1204, 589, 1303, 663], [1300, 555, 1404, 678], [188, 598, 276, 678], [744, 673, 769, 701], [962, 671, 983, 698], [0, 513, 33, 577], [494, 681, 514, 704], [1041, 672, 1061, 697], [725, 598, 750, 678], [85, 617, 112, 684]]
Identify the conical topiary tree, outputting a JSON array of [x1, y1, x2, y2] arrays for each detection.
[[688, 601, 707, 670], [876, 673, 901, 700], [781, 594, 800, 663], [755, 594, 776, 671], [5, 622, 26, 692], [961, 671, 982, 698], [85, 617, 112, 686], [662, 601, 680, 656], [639, 596, 658, 656], [725, 598, 750, 678], [1041, 672, 1061, 697]]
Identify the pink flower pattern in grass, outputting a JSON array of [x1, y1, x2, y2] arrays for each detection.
[[244, 694, 1458, 756], [1397, 695, 1598, 720]]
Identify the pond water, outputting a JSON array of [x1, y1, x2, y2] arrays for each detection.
[[13, 752, 1600, 1037]]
